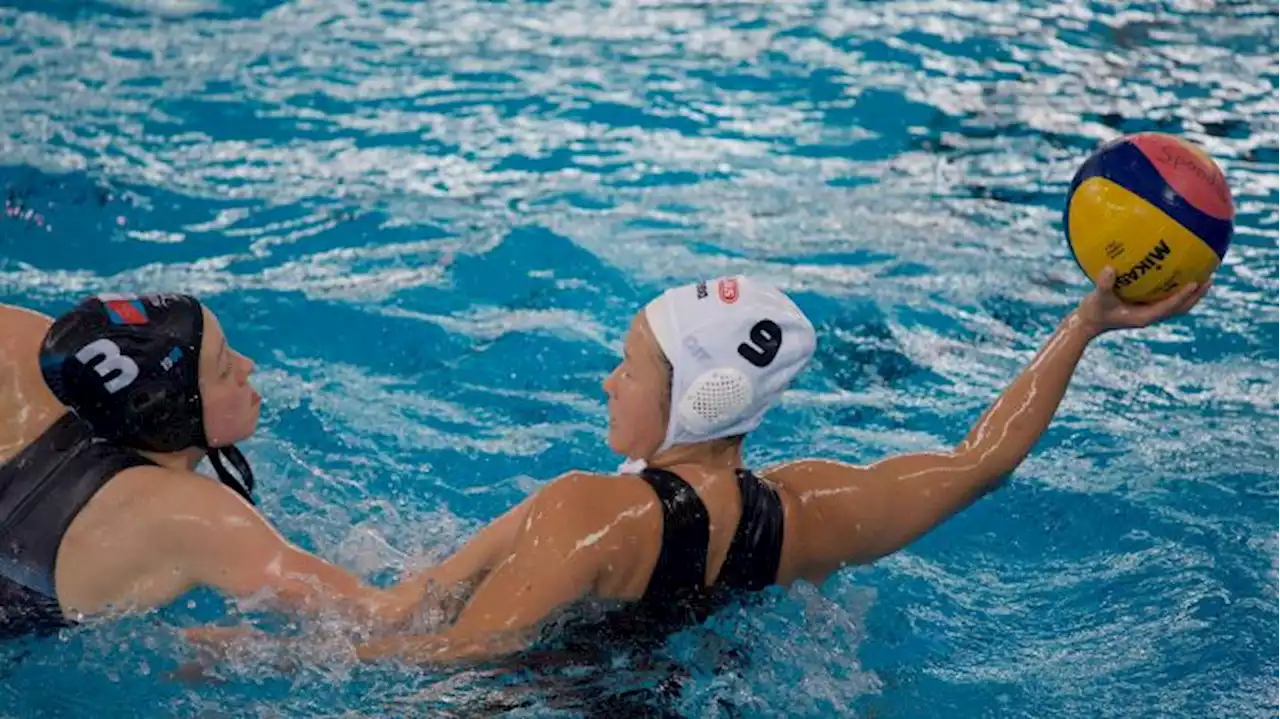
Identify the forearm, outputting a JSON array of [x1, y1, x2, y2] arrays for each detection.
[[392, 492, 540, 605], [955, 308, 1098, 478], [355, 628, 531, 666], [199, 545, 421, 633]]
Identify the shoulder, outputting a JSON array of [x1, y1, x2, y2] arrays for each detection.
[[759, 458, 868, 495], [0, 305, 53, 358], [69, 464, 283, 586], [114, 463, 245, 500], [763, 457, 862, 474], [109, 464, 270, 538], [537, 470, 655, 505], [522, 471, 662, 540], [0, 305, 56, 395], [0, 304, 53, 333]]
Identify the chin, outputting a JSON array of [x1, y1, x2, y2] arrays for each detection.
[[607, 425, 661, 460], [241, 413, 261, 441], [220, 414, 259, 447], [608, 431, 642, 459], [606, 431, 624, 456]]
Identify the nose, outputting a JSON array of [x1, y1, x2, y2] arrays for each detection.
[[237, 353, 256, 384], [602, 366, 619, 396]]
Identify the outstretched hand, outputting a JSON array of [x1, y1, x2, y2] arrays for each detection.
[[1076, 267, 1211, 336]]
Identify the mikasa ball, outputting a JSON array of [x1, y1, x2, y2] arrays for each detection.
[[1064, 132, 1233, 303]]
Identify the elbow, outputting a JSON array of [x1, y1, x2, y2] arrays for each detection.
[[983, 470, 1014, 495], [949, 446, 1019, 492]]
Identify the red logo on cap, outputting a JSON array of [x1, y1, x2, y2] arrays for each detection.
[[105, 299, 148, 325], [718, 278, 739, 304]]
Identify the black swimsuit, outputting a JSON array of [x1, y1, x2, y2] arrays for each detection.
[[639, 466, 785, 599], [500, 466, 787, 717], [0, 413, 154, 639]]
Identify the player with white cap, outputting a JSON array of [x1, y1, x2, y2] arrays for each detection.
[[348, 269, 1207, 667], [614, 274, 817, 472]]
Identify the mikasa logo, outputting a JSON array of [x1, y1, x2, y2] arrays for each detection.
[[1115, 240, 1172, 288]]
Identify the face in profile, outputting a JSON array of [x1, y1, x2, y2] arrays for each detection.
[[197, 308, 260, 447], [603, 311, 670, 459]]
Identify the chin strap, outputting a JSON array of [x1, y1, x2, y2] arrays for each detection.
[[617, 458, 648, 475], [207, 445, 256, 505]]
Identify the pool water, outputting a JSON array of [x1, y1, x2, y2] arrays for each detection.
[[0, 1, 1276, 717]]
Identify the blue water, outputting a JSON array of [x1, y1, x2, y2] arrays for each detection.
[[0, 0, 1277, 716]]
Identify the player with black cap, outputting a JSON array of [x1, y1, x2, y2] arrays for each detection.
[[0, 294, 431, 638], [40, 293, 258, 504]]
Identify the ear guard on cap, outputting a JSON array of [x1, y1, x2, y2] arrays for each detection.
[[677, 367, 755, 435]]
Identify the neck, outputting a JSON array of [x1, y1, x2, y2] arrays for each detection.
[[139, 446, 205, 472], [644, 438, 744, 490]]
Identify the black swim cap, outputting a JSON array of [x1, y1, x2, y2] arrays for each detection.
[[39, 293, 256, 504]]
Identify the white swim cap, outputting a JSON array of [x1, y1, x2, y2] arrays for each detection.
[[643, 275, 816, 453]]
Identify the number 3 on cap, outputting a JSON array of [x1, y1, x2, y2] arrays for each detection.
[[75, 339, 139, 394], [738, 320, 783, 368]]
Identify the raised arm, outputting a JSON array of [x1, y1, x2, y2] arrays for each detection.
[[786, 269, 1210, 579]]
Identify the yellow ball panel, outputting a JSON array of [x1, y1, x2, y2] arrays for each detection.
[[1068, 177, 1221, 303]]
